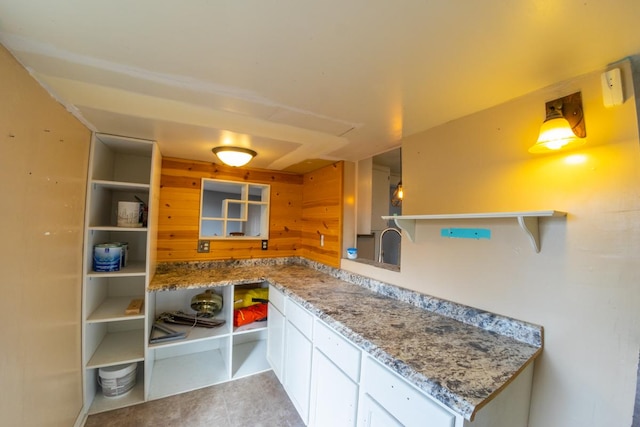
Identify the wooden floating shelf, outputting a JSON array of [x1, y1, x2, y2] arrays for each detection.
[[382, 210, 567, 253]]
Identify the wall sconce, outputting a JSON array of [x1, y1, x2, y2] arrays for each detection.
[[529, 92, 586, 153], [212, 146, 257, 167], [390, 147, 403, 207], [391, 182, 403, 207]]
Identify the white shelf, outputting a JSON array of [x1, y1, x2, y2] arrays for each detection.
[[382, 210, 567, 253], [89, 226, 148, 232], [234, 320, 268, 335], [91, 179, 150, 192], [88, 366, 145, 415], [88, 261, 147, 277], [148, 349, 230, 400], [232, 339, 270, 379], [87, 296, 145, 323], [148, 322, 230, 349], [200, 178, 270, 240], [87, 329, 145, 368]]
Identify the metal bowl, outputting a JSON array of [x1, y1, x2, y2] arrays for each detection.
[[190, 290, 223, 315]]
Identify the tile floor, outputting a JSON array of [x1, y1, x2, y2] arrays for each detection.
[[85, 371, 304, 427]]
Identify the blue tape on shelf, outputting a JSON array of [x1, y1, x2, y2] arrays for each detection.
[[440, 228, 491, 240]]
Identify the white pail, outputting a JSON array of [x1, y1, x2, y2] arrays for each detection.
[[117, 201, 142, 227], [93, 244, 122, 272], [98, 363, 137, 398]]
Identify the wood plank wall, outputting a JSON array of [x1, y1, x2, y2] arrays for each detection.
[[157, 158, 344, 267], [158, 158, 304, 261], [301, 161, 344, 268]]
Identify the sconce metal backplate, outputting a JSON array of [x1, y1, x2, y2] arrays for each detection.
[[545, 92, 586, 138]]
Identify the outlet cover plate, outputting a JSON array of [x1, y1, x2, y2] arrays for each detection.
[[198, 240, 210, 253]]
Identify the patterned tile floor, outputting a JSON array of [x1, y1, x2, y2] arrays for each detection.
[[85, 371, 304, 427]]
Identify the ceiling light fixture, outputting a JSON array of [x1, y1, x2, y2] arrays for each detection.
[[212, 146, 257, 167], [529, 92, 586, 153]]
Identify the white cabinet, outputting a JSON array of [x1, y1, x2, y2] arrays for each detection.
[[268, 289, 535, 427], [199, 178, 270, 239], [82, 133, 161, 414], [310, 351, 360, 427], [358, 356, 455, 427], [146, 283, 271, 400], [266, 302, 285, 381], [266, 285, 286, 382], [309, 320, 361, 427], [358, 394, 403, 427], [283, 298, 314, 424]]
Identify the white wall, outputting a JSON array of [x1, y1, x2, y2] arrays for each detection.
[[356, 157, 373, 235], [345, 59, 640, 427], [0, 45, 90, 426]]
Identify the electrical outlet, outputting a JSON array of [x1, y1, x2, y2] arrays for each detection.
[[197, 240, 210, 253], [261, 240, 268, 250]]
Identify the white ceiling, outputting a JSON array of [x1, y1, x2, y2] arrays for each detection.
[[2, 1, 640, 172]]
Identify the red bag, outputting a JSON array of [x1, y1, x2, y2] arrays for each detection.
[[234, 303, 268, 327]]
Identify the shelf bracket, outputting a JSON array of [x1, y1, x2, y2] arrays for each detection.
[[392, 217, 416, 242], [517, 216, 541, 253]]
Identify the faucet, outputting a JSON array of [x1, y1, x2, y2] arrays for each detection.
[[378, 227, 401, 263]]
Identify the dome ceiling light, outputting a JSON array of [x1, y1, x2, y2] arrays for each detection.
[[212, 146, 257, 167]]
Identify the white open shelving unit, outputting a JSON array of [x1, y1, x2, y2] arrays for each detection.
[[81, 134, 275, 415], [382, 210, 567, 252], [82, 133, 161, 415], [146, 282, 271, 400], [199, 178, 270, 240]]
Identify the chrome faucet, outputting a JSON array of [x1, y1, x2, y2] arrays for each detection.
[[378, 227, 401, 263]]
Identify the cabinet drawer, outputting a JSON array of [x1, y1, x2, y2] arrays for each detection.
[[286, 298, 313, 339], [314, 320, 361, 381], [269, 284, 285, 313], [361, 356, 455, 427]]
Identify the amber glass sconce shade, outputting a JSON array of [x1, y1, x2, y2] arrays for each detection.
[[529, 92, 586, 153]]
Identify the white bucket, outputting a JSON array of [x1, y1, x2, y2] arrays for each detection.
[[98, 363, 137, 398], [117, 201, 142, 227]]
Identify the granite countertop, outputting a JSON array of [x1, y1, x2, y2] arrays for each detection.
[[150, 258, 543, 421]]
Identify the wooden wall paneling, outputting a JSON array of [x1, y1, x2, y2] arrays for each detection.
[[301, 162, 344, 268], [157, 158, 304, 261]]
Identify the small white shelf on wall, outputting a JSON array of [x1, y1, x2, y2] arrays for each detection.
[[382, 210, 567, 253]]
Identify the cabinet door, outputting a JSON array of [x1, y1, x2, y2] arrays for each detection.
[[284, 320, 313, 424], [358, 394, 403, 427], [310, 350, 358, 427], [266, 302, 285, 382], [359, 356, 455, 427]]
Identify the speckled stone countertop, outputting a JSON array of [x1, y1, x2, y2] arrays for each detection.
[[150, 257, 543, 421]]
